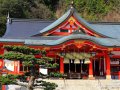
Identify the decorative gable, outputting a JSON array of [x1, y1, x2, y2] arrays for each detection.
[[33, 7, 108, 38], [47, 16, 95, 36]]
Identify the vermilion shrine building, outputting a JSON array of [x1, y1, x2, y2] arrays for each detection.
[[0, 7, 120, 79]]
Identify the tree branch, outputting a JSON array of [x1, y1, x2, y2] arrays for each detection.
[[15, 80, 28, 87]]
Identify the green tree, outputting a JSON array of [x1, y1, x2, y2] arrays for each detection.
[[0, 45, 58, 90], [30, 2, 54, 19], [64, 0, 112, 21], [0, 0, 55, 37]]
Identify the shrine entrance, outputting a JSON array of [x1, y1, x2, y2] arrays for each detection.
[[58, 41, 109, 79], [59, 44, 93, 79], [64, 59, 89, 79], [93, 57, 106, 78]]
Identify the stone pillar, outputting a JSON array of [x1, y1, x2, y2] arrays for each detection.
[[88, 59, 94, 79], [105, 53, 111, 79], [60, 57, 64, 74]]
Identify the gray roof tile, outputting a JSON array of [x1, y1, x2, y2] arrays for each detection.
[[3, 19, 53, 38]]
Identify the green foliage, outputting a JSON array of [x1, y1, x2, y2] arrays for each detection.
[[30, 3, 55, 19], [0, 16, 6, 37], [40, 81, 58, 90], [3, 51, 36, 61], [0, 74, 18, 85], [0, 83, 1, 90], [0, 0, 56, 37], [45, 63, 59, 68], [4, 45, 41, 55], [41, 57, 54, 62], [1, 45, 58, 90], [65, 0, 116, 21], [49, 72, 63, 78], [3, 51, 39, 66], [43, 0, 59, 11]]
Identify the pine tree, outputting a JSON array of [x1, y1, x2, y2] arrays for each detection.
[[0, 45, 58, 90]]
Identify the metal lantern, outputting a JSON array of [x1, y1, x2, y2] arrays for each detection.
[[84, 58, 91, 64], [74, 59, 80, 64], [63, 58, 69, 63], [65, 53, 73, 59]]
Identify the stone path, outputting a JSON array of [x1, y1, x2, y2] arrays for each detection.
[[43, 79, 120, 90], [6, 79, 120, 90]]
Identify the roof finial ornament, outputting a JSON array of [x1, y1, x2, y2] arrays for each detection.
[[7, 12, 10, 19], [7, 12, 11, 24]]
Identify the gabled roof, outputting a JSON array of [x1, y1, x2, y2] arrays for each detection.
[[33, 7, 120, 38], [2, 5, 120, 47]]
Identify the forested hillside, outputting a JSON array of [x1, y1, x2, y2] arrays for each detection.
[[0, 0, 120, 36]]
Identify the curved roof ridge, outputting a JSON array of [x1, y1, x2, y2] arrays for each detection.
[[89, 22, 120, 25], [44, 34, 120, 47], [10, 18, 54, 22]]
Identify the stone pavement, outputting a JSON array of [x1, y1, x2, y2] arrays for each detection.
[[6, 79, 120, 90], [42, 79, 120, 90]]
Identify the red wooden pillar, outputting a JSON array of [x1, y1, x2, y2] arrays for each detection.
[[105, 53, 111, 79], [60, 57, 64, 74], [2, 85, 6, 90], [1, 47, 6, 90], [118, 71, 120, 80], [0, 59, 3, 68], [0, 47, 4, 69], [88, 59, 94, 79], [14, 61, 18, 74]]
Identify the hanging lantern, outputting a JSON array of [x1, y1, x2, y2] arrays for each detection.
[[72, 52, 78, 59], [86, 53, 91, 58], [74, 59, 80, 64], [80, 53, 84, 57], [65, 53, 74, 59], [63, 58, 69, 63], [84, 58, 91, 64], [75, 53, 80, 59], [83, 53, 87, 57], [72, 52, 76, 57], [78, 53, 84, 59]]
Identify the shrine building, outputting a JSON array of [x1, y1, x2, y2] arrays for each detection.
[[0, 6, 120, 79]]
